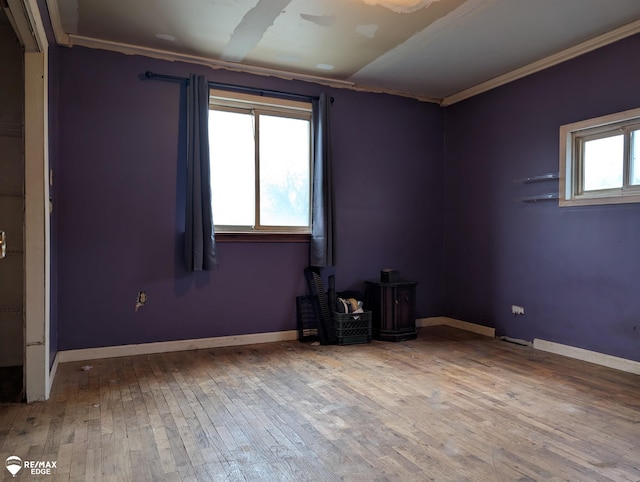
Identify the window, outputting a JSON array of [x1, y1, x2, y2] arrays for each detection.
[[208, 89, 312, 233], [560, 107, 640, 206]]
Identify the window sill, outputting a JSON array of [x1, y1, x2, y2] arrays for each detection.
[[559, 191, 640, 207], [215, 232, 311, 243]]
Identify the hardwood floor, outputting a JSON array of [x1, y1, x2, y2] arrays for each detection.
[[1, 326, 639, 481]]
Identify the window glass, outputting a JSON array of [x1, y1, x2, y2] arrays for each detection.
[[209, 109, 255, 226], [631, 129, 640, 186], [208, 90, 312, 232], [559, 107, 640, 207], [582, 134, 623, 191], [259, 115, 310, 227]]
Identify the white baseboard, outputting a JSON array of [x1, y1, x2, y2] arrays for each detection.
[[417, 316, 496, 338], [48, 352, 60, 398], [533, 338, 640, 375], [57, 330, 298, 363], [54, 322, 639, 376], [417, 317, 638, 375]]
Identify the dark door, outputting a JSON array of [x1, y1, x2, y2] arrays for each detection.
[[0, 9, 25, 401]]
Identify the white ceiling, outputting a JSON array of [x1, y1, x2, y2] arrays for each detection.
[[47, 0, 640, 104]]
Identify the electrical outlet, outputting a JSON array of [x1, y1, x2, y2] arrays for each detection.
[[511, 305, 524, 315], [135, 291, 147, 312]]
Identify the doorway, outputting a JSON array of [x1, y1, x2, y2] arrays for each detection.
[[0, 8, 25, 403]]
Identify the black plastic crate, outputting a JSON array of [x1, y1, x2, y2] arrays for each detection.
[[333, 311, 372, 345]]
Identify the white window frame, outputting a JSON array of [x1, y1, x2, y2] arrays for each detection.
[[208, 89, 313, 234], [560, 106, 640, 207]]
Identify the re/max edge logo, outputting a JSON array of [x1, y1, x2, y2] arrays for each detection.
[[5, 456, 57, 477]]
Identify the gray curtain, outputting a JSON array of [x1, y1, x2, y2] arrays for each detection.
[[310, 93, 334, 267], [184, 74, 218, 271]]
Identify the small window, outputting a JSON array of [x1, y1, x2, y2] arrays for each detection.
[[560, 107, 640, 206], [208, 89, 312, 233]]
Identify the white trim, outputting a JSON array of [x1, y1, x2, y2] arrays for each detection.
[[24, 49, 50, 402], [22, 0, 48, 51], [339, 83, 440, 104], [559, 106, 640, 207], [4, 0, 48, 51], [416, 316, 496, 337], [4, 0, 38, 50], [67, 34, 356, 89], [52, 31, 444, 104], [49, 352, 59, 394], [44, 0, 70, 46], [417, 318, 639, 375], [441, 18, 640, 106], [67, 35, 443, 103], [56, 330, 299, 363], [533, 338, 640, 375], [51, 326, 640, 378], [22, 0, 50, 402], [560, 106, 640, 133]]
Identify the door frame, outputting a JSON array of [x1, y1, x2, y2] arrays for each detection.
[[8, 0, 51, 401]]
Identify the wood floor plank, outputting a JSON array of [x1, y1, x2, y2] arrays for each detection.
[[2, 326, 639, 481], [53, 441, 73, 479]]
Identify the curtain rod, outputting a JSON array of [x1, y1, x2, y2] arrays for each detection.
[[144, 71, 326, 103]]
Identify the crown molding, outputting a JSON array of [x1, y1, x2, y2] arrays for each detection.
[[45, 0, 70, 46], [334, 82, 440, 104], [66, 34, 445, 103], [67, 34, 358, 89], [441, 18, 640, 106]]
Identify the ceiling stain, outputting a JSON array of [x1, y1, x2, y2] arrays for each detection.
[[300, 13, 338, 27], [243, 0, 468, 80], [221, 0, 291, 62], [356, 24, 379, 38], [362, 0, 442, 14], [155, 33, 175, 42]]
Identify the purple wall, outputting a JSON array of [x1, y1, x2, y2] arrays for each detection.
[[443, 34, 640, 361], [55, 34, 640, 362], [56, 47, 444, 350]]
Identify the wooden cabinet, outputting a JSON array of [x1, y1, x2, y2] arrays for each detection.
[[365, 280, 417, 342]]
